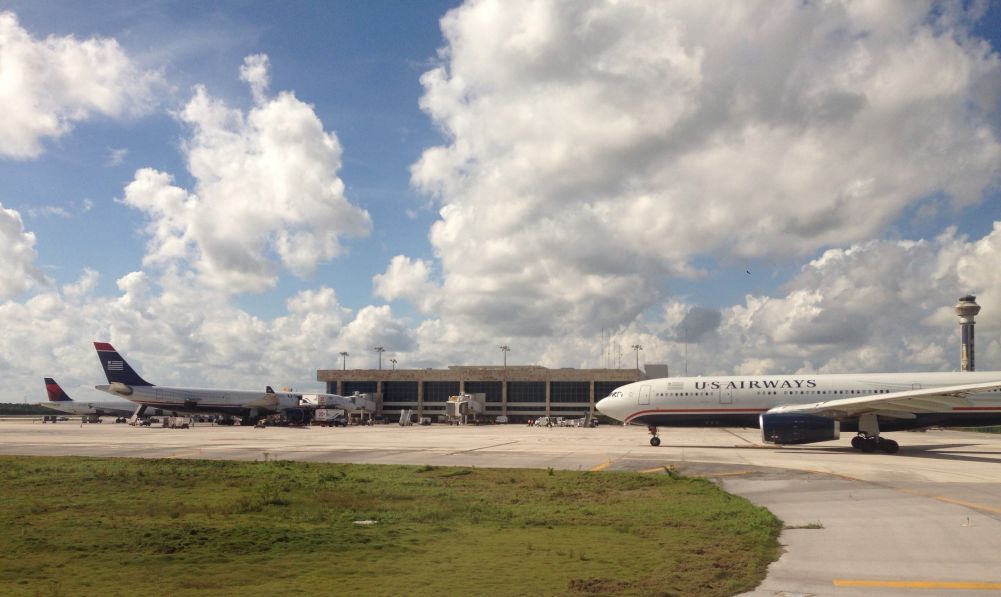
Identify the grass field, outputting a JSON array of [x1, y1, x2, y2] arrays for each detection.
[[0, 456, 781, 596], [965, 426, 1001, 434]]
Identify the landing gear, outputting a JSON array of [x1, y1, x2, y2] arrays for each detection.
[[850, 413, 899, 454], [648, 425, 660, 447], [852, 435, 899, 454]]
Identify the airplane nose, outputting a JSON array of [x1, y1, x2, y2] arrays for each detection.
[[595, 395, 611, 414]]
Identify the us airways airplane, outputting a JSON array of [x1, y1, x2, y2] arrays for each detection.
[[93, 342, 361, 424], [39, 377, 141, 421], [595, 372, 1001, 453]]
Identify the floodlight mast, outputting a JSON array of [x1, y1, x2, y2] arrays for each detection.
[[374, 346, 385, 370], [339, 351, 349, 370], [499, 345, 511, 368], [631, 344, 642, 370]]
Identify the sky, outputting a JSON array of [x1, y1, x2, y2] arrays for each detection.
[[0, 0, 999, 403]]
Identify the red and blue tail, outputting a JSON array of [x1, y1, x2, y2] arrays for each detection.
[[94, 342, 153, 387], [44, 378, 73, 402]]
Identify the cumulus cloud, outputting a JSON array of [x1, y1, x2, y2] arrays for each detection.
[[122, 55, 372, 292], [625, 227, 1001, 377], [239, 54, 270, 102], [405, 0, 1001, 338], [0, 203, 45, 298], [373, 255, 440, 313], [0, 11, 159, 159], [0, 267, 418, 401]]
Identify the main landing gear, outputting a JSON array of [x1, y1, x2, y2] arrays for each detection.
[[648, 425, 661, 447], [850, 413, 899, 454], [851, 435, 899, 454]]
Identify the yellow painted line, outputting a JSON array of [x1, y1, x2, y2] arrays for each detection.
[[590, 460, 612, 472], [834, 579, 1001, 590], [798, 470, 1001, 517], [639, 466, 673, 474], [932, 496, 1001, 516]]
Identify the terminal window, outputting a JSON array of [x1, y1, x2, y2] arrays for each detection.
[[344, 381, 377, 395], [423, 381, 460, 403], [383, 381, 418, 404], [508, 381, 545, 403], [550, 381, 590, 403], [465, 381, 502, 403]]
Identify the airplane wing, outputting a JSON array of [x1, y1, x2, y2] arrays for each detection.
[[766, 380, 1001, 419]]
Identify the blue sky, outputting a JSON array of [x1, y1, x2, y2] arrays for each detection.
[[0, 1, 1000, 402]]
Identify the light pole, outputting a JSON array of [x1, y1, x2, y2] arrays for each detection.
[[339, 351, 349, 370], [374, 346, 385, 370], [498, 345, 510, 368], [390, 358, 397, 371], [631, 344, 642, 370]]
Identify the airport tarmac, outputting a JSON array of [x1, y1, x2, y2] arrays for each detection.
[[2, 419, 1000, 596]]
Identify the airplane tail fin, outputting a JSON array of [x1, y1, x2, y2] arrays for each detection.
[[44, 378, 73, 402], [94, 342, 153, 387]]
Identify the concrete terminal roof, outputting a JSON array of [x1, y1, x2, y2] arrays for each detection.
[[317, 366, 643, 383]]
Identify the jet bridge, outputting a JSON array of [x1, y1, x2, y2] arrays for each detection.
[[444, 393, 490, 425]]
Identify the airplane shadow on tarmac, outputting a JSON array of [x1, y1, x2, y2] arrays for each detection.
[[647, 442, 1001, 465], [792, 442, 1001, 465]]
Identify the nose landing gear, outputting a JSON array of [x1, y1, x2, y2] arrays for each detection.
[[648, 425, 660, 447]]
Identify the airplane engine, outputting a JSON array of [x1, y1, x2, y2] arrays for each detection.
[[108, 382, 133, 396], [760, 413, 840, 445]]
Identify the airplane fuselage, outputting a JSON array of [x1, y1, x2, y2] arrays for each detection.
[[95, 384, 298, 417], [596, 371, 1001, 432], [39, 400, 136, 417]]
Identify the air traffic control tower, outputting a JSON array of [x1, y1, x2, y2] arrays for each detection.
[[955, 295, 981, 372]]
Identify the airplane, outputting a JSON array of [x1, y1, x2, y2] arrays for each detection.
[[39, 377, 141, 422], [93, 342, 367, 424], [595, 371, 1001, 453]]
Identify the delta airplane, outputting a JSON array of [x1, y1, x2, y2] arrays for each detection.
[[39, 377, 141, 421], [595, 372, 1001, 453], [93, 342, 362, 424]]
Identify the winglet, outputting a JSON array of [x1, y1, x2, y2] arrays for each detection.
[[93, 342, 153, 387], [44, 378, 73, 402]]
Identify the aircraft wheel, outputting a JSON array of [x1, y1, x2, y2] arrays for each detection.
[[650, 436, 661, 447], [851, 436, 863, 450], [878, 439, 899, 454], [860, 438, 877, 453]]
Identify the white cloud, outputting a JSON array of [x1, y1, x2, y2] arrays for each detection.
[[404, 0, 1001, 339], [373, 255, 440, 313], [0, 11, 159, 159], [239, 53, 270, 103], [26, 205, 71, 219], [0, 203, 45, 298], [0, 265, 418, 400], [106, 147, 128, 166], [628, 227, 1001, 376], [122, 55, 372, 293]]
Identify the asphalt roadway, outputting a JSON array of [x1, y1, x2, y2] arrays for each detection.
[[2, 420, 1001, 596]]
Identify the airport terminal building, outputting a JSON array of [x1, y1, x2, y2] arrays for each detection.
[[316, 365, 644, 422]]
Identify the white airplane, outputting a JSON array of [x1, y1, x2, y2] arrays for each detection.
[[595, 372, 1001, 453], [93, 342, 362, 424], [39, 377, 140, 420]]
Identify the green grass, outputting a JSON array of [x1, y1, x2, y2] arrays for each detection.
[[962, 426, 1001, 434], [0, 456, 781, 596]]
